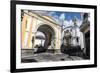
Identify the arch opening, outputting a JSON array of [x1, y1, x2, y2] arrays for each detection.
[[36, 24, 55, 50], [34, 31, 46, 47]]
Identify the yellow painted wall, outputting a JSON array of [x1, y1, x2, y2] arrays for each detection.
[[26, 17, 34, 48], [21, 14, 28, 48]]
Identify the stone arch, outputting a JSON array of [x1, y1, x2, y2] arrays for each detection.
[[36, 24, 56, 49]]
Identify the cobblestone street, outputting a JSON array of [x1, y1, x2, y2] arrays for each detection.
[[21, 52, 84, 63]]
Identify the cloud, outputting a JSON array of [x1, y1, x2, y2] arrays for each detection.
[[76, 19, 82, 27], [50, 13, 66, 25], [59, 13, 65, 20], [63, 20, 74, 27], [62, 19, 82, 28], [48, 12, 56, 16]]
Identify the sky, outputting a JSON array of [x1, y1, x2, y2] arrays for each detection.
[[32, 10, 85, 42], [33, 10, 83, 27], [47, 11, 82, 21]]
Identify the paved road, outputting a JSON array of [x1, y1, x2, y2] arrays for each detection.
[[21, 53, 84, 63]]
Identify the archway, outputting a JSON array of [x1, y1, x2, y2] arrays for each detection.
[[37, 24, 55, 50], [34, 31, 46, 47]]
